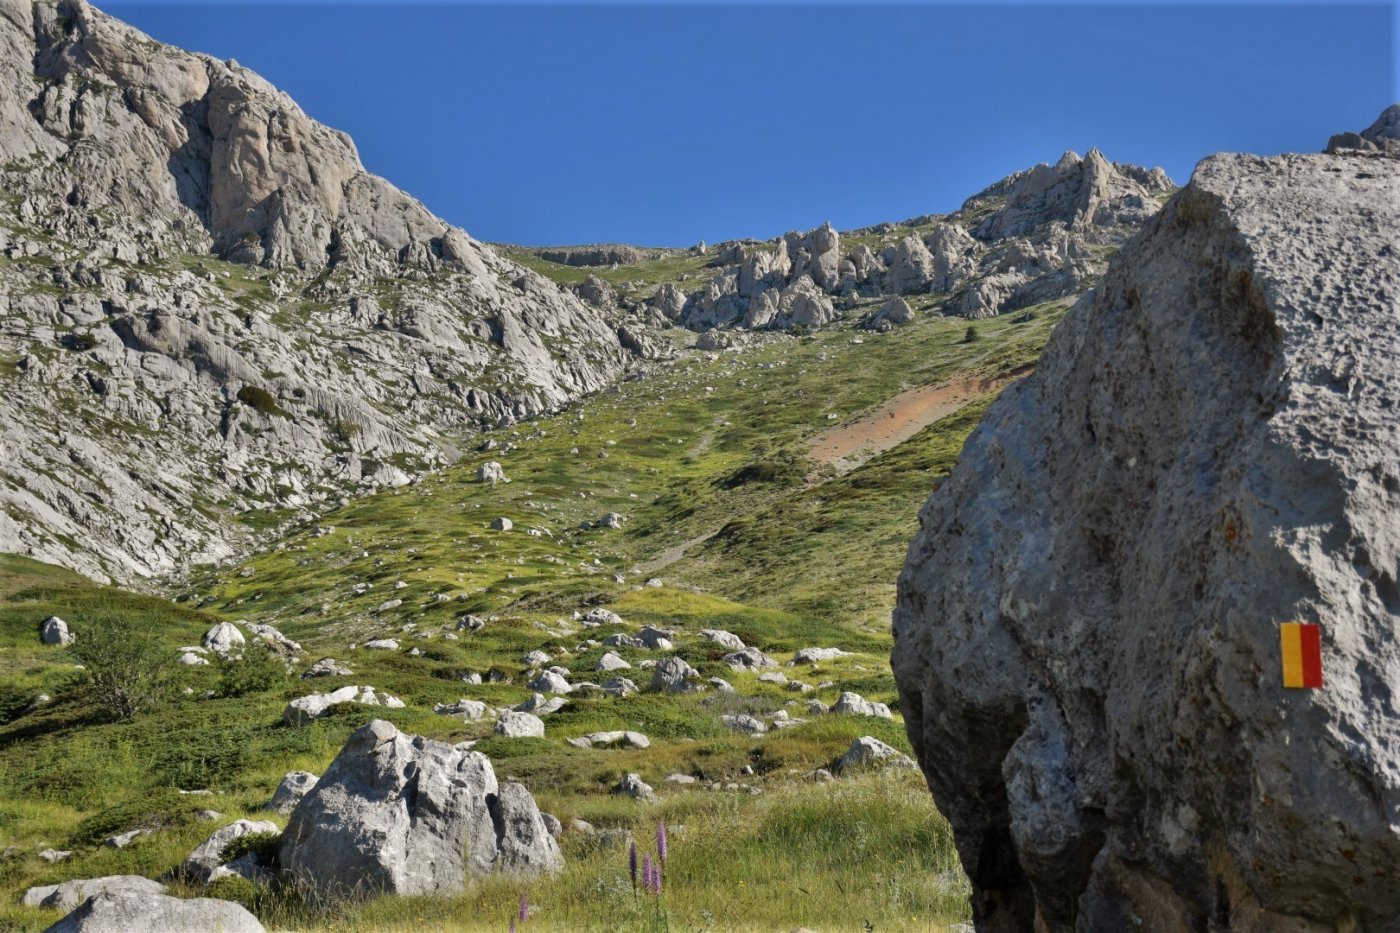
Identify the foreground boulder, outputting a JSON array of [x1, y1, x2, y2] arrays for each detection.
[[181, 819, 279, 884], [43, 889, 263, 933], [23, 876, 162, 911], [280, 720, 562, 901], [892, 141, 1400, 931]]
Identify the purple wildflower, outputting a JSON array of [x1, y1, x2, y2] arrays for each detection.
[[654, 861, 663, 896], [509, 920, 516, 933], [629, 839, 638, 888], [642, 853, 654, 894], [657, 819, 668, 864], [518, 891, 529, 923]]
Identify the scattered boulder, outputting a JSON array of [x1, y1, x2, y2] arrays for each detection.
[[363, 638, 399, 650], [282, 686, 405, 725], [303, 658, 352, 678], [522, 649, 552, 667], [861, 296, 915, 333], [267, 771, 319, 815], [477, 461, 508, 485], [636, 625, 675, 650], [23, 875, 164, 911], [494, 711, 546, 738], [616, 773, 655, 801], [793, 647, 848, 664], [280, 720, 562, 902], [721, 713, 768, 735], [596, 652, 631, 671], [42, 890, 264, 933], [835, 737, 915, 773], [567, 731, 650, 749], [584, 608, 623, 625], [40, 616, 73, 646], [649, 656, 704, 694], [201, 622, 245, 658], [181, 819, 280, 884], [600, 676, 638, 697], [700, 628, 745, 650], [831, 692, 893, 719], [513, 693, 566, 715], [724, 647, 777, 670], [491, 517, 513, 532], [892, 144, 1400, 929], [434, 699, 490, 721], [527, 671, 573, 694]]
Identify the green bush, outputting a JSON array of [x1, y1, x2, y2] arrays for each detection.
[[70, 788, 202, 846], [215, 647, 289, 699], [236, 385, 287, 418], [220, 830, 282, 866], [962, 325, 979, 343], [68, 617, 175, 721]]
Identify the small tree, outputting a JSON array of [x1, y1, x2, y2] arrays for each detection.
[[69, 618, 174, 721], [963, 325, 979, 343]]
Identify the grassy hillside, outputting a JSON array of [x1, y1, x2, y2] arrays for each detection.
[[0, 299, 1069, 931]]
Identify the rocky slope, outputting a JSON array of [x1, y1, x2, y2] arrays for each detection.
[[892, 119, 1400, 930], [0, 0, 637, 582], [625, 150, 1172, 335]]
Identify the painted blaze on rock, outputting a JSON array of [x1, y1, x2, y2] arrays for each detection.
[[892, 143, 1400, 932]]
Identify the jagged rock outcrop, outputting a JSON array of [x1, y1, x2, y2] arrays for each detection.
[[280, 719, 562, 902], [892, 137, 1400, 931], [0, 0, 635, 582], [673, 152, 1171, 336], [1325, 103, 1400, 154]]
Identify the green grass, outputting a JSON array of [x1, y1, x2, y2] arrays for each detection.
[[0, 280, 1075, 929]]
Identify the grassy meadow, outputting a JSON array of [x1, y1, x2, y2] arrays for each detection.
[[0, 292, 1069, 931]]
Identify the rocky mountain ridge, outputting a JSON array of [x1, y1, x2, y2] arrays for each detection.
[[576, 148, 1174, 336], [0, 0, 637, 582]]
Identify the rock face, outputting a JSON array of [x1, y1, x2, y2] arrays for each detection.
[[1325, 103, 1400, 154], [892, 140, 1400, 931], [280, 720, 562, 902], [0, 0, 635, 583]]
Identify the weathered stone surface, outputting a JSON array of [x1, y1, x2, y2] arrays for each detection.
[[42, 889, 264, 933], [494, 711, 546, 738], [201, 622, 244, 658], [266, 771, 319, 815], [23, 875, 163, 911], [649, 656, 703, 693], [831, 692, 892, 719], [700, 628, 745, 650], [40, 616, 73, 645], [834, 736, 914, 773], [893, 144, 1400, 932], [280, 720, 561, 902], [282, 685, 404, 725], [181, 819, 279, 884]]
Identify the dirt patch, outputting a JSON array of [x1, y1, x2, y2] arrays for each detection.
[[808, 368, 1030, 474]]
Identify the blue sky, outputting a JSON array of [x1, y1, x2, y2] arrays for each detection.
[[103, 2, 1394, 246]]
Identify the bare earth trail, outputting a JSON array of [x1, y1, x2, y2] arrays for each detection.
[[634, 368, 1031, 576], [808, 368, 1031, 474]]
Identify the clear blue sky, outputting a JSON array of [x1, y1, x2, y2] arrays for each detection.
[[103, 2, 1394, 246]]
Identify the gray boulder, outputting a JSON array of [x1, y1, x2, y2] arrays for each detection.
[[40, 616, 73, 646], [181, 819, 279, 884], [723, 647, 776, 670], [282, 685, 405, 725], [700, 628, 745, 650], [23, 875, 164, 911], [893, 148, 1400, 930], [834, 737, 914, 773], [649, 656, 704, 694], [831, 692, 893, 719], [42, 890, 264, 933], [477, 461, 507, 485], [861, 296, 914, 333], [201, 622, 244, 658], [617, 773, 655, 801], [280, 720, 561, 902], [494, 711, 546, 738], [595, 651, 631, 671], [267, 771, 319, 815]]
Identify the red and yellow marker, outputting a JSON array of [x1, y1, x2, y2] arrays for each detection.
[[1280, 622, 1323, 689]]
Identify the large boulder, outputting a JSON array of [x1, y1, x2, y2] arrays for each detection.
[[201, 621, 244, 658], [266, 771, 319, 815], [280, 720, 562, 902], [892, 144, 1400, 931], [23, 875, 163, 911], [42, 890, 263, 933]]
